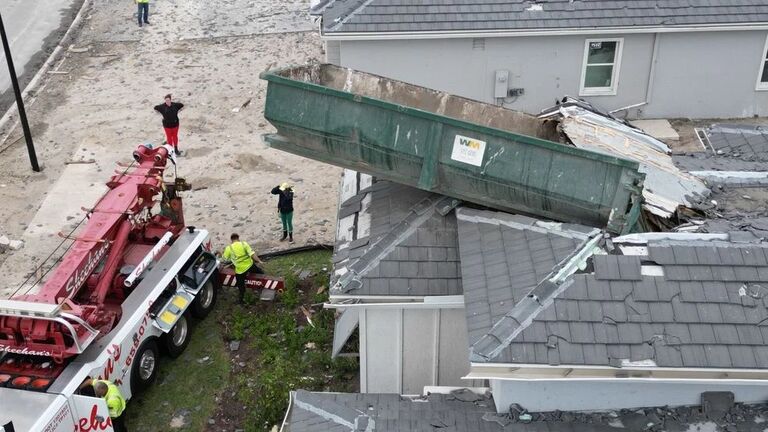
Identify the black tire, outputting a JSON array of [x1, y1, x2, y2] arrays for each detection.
[[130, 338, 159, 394], [162, 313, 191, 358], [190, 273, 218, 319]]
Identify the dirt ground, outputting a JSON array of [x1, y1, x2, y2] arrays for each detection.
[[0, 0, 341, 297]]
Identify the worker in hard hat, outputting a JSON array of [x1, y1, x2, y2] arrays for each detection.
[[79, 378, 127, 432], [271, 182, 295, 243], [222, 233, 265, 304]]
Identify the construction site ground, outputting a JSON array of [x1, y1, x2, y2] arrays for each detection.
[[0, 0, 341, 299]]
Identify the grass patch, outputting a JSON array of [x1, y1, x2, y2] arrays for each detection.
[[224, 250, 358, 431], [123, 304, 229, 431], [123, 249, 358, 432]]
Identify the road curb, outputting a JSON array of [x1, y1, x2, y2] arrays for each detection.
[[0, 0, 92, 147]]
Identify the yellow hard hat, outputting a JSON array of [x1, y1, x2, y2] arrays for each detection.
[[279, 182, 291, 191]]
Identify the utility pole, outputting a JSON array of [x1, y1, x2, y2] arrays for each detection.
[[0, 12, 40, 172]]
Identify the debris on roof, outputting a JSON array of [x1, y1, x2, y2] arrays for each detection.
[[465, 232, 768, 369], [540, 97, 710, 220], [696, 123, 768, 162], [331, 170, 462, 297], [285, 388, 499, 432], [284, 388, 768, 432]]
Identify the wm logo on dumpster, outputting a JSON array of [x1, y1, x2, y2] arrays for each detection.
[[451, 134, 487, 167]]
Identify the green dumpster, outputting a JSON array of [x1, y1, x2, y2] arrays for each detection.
[[260, 64, 644, 233]]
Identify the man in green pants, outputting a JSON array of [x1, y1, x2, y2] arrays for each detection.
[[271, 183, 294, 243]]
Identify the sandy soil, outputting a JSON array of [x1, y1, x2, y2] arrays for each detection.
[[0, 0, 340, 298]]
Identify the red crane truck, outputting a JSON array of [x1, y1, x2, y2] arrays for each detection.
[[0, 144, 220, 431]]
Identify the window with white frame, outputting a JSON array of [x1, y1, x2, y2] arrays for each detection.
[[757, 35, 768, 91], [580, 38, 623, 96]]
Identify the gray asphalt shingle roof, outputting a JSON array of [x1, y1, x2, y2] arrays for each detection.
[[286, 389, 502, 432], [285, 389, 768, 431], [322, 0, 768, 34], [332, 172, 462, 297], [457, 207, 598, 345], [463, 231, 768, 369]]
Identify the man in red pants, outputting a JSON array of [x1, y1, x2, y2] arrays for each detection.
[[153, 94, 184, 155]]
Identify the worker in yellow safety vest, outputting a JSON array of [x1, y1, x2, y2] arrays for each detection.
[[136, 0, 150, 27], [222, 233, 265, 304], [79, 378, 128, 432]]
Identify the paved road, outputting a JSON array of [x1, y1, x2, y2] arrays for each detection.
[[0, 0, 77, 95]]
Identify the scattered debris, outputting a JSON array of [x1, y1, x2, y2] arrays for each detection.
[[229, 340, 240, 352], [67, 45, 90, 53], [231, 98, 252, 113], [0, 236, 23, 252], [540, 97, 709, 220], [196, 356, 211, 364], [304, 342, 316, 350], [46, 71, 69, 75], [64, 159, 96, 165], [300, 306, 315, 328], [316, 285, 326, 294]]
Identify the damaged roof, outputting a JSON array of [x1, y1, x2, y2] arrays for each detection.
[[284, 388, 768, 432], [321, 0, 768, 34], [539, 98, 710, 219], [331, 170, 462, 297], [465, 231, 768, 369], [285, 389, 502, 432], [457, 207, 599, 347]]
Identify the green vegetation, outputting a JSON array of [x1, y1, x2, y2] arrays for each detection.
[[124, 304, 229, 431], [123, 249, 358, 432], [229, 250, 358, 431]]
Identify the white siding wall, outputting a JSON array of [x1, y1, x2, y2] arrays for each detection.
[[491, 379, 768, 412], [360, 307, 480, 394]]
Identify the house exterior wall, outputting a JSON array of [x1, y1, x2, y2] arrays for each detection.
[[359, 307, 479, 394], [490, 378, 768, 412], [332, 30, 768, 119]]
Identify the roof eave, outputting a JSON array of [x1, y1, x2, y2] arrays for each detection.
[[321, 22, 768, 41], [468, 363, 768, 381]]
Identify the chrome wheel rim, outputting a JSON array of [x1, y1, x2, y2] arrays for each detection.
[[171, 316, 188, 347], [139, 349, 156, 380], [199, 281, 214, 309]]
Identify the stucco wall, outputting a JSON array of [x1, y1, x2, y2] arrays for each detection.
[[360, 307, 478, 394], [490, 378, 768, 412], [647, 31, 768, 118], [333, 30, 768, 119]]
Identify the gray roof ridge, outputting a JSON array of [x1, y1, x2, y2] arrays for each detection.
[[328, 0, 376, 32], [469, 234, 603, 362], [332, 195, 460, 293], [293, 390, 374, 431], [456, 207, 598, 240]]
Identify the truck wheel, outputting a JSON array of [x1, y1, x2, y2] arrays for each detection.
[[131, 338, 159, 394], [162, 313, 191, 358], [191, 275, 218, 319]]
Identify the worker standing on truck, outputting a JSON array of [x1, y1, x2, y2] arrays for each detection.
[[271, 183, 294, 243], [79, 378, 127, 432], [153, 94, 184, 155], [222, 234, 265, 304]]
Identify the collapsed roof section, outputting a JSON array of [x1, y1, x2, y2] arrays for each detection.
[[331, 170, 462, 298], [540, 97, 710, 220], [463, 230, 768, 371]]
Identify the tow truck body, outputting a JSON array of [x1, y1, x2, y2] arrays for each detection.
[[0, 145, 219, 431]]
